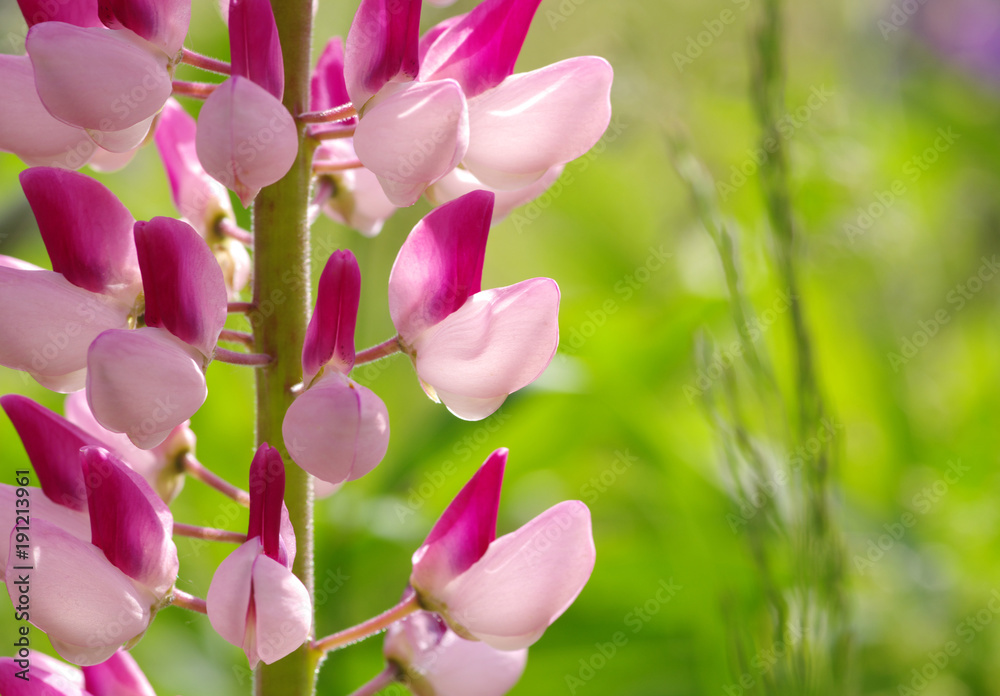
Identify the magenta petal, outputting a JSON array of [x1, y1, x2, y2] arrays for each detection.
[[86, 328, 208, 449], [82, 650, 156, 696], [438, 501, 595, 650], [12, 518, 151, 666], [228, 0, 283, 99], [344, 0, 421, 107], [388, 190, 492, 342], [98, 0, 190, 56], [1, 395, 96, 511], [411, 449, 505, 597], [81, 446, 177, 598], [0, 650, 87, 696], [154, 99, 236, 237], [310, 37, 356, 136], [419, 0, 542, 96], [303, 250, 361, 383], [247, 443, 286, 562], [283, 372, 390, 485], [135, 217, 228, 356], [0, 266, 132, 392], [195, 76, 298, 206], [414, 278, 560, 420], [20, 167, 140, 298], [27, 23, 171, 131], [0, 55, 95, 169], [464, 57, 613, 190], [353, 80, 469, 206], [18, 0, 101, 27]]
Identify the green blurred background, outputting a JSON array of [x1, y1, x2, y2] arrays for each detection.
[[3, 0, 1000, 693]]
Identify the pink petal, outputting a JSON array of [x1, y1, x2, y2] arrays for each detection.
[[419, 0, 542, 97], [87, 113, 156, 154], [438, 501, 595, 650], [82, 650, 156, 696], [411, 449, 505, 597], [344, 0, 421, 107], [247, 443, 286, 563], [353, 80, 468, 206], [0, 266, 132, 392], [463, 57, 613, 190], [86, 328, 208, 449], [0, 650, 87, 696], [228, 0, 283, 99], [388, 190, 491, 342], [11, 519, 151, 666], [135, 217, 228, 357], [87, 145, 139, 172], [81, 447, 177, 598], [303, 250, 360, 383], [0, 55, 95, 168], [413, 278, 559, 420], [18, 0, 101, 27], [20, 167, 140, 298], [283, 372, 389, 485], [154, 99, 236, 237], [98, 0, 190, 56], [195, 76, 298, 206], [311, 38, 356, 136], [206, 538, 258, 661], [0, 395, 95, 510], [0, 485, 90, 584], [317, 163, 398, 237], [27, 23, 171, 132], [250, 554, 312, 665], [427, 165, 563, 221]]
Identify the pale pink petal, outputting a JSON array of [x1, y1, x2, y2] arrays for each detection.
[[250, 555, 312, 665], [283, 372, 389, 485], [0, 485, 89, 584], [438, 501, 594, 650], [419, 0, 542, 97], [0, 267, 131, 392], [82, 650, 156, 696], [87, 146, 139, 172], [195, 76, 298, 206], [353, 80, 468, 206], [18, 0, 101, 27], [219, 237, 252, 298], [98, 0, 190, 56], [206, 538, 258, 659], [419, 630, 526, 695], [344, 0, 421, 107], [12, 519, 151, 666], [228, 0, 283, 98], [20, 167, 140, 299], [81, 447, 177, 599], [86, 328, 208, 449], [64, 391, 160, 484], [154, 98, 236, 238], [427, 165, 563, 221], [303, 250, 360, 383], [87, 113, 156, 154], [411, 449, 504, 597], [135, 217, 228, 357], [0, 55, 95, 169], [317, 163, 398, 237], [413, 278, 559, 420], [27, 23, 171, 132], [463, 57, 613, 190], [388, 190, 491, 342]]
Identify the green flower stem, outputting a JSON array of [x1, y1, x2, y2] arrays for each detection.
[[253, 1, 319, 694]]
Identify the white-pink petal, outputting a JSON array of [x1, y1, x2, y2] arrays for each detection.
[[427, 165, 564, 221], [463, 57, 613, 190], [413, 278, 560, 420], [250, 555, 313, 665]]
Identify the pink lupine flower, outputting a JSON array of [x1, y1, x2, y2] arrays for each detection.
[[7, 447, 178, 665], [284, 251, 390, 485], [410, 449, 595, 650], [86, 217, 227, 449], [196, 0, 297, 206], [426, 165, 563, 222], [0, 168, 140, 392], [82, 649, 157, 696], [310, 38, 397, 235], [0, 650, 89, 696], [154, 98, 250, 298], [388, 191, 559, 420], [207, 444, 311, 667], [384, 609, 527, 696]]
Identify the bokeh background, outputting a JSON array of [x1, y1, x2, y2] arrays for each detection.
[[3, 0, 1000, 694]]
